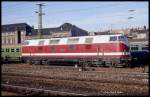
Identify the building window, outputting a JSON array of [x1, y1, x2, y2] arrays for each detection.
[[39, 40, 45, 45], [67, 38, 79, 44], [49, 39, 60, 44], [85, 37, 93, 43], [10, 38, 12, 44], [2, 38, 4, 44], [6, 38, 8, 44], [110, 36, 117, 41], [23, 41, 29, 45]]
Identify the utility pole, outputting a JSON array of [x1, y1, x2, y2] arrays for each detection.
[[35, 3, 45, 39]]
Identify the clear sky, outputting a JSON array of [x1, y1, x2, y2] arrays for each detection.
[[2, 1, 148, 32]]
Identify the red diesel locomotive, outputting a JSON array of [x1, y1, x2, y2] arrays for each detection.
[[22, 34, 131, 67]]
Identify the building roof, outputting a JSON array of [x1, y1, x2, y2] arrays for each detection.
[[31, 23, 88, 35], [94, 31, 110, 35], [2, 23, 33, 32], [2, 22, 88, 36], [32, 23, 73, 35], [112, 29, 130, 35]]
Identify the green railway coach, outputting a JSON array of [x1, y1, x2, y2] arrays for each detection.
[[1, 44, 22, 62]]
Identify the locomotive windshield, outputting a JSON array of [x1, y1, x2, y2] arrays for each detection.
[[118, 36, 126, 41]]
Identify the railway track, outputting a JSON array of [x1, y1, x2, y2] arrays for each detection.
[[2, 65, 148, 85], [2, 63, 146, 75], [2, 64, 148, 96], [2, 84, 87, 96], [2, 69, 148, 86], [2, 73, 148, 96]]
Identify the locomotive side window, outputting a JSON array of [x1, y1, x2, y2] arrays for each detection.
[[67, 38, 79, 44], [39, 40, 45, 45], [109, 36, 117, 41], [85, 37, 93, 43], [49, 39, 60, 44]]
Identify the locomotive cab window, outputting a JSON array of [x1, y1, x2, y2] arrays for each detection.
[[85, 37, 93, 43], [109, 36, 117, 41], [118, 36, 125, 41]]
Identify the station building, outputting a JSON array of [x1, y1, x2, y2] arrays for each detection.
[[2, 23, 89, 45]]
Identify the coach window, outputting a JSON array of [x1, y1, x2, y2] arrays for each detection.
[[142, 46, 148, 51], [16, 48, 20, 52], [1, 49, 4, 52], [49, 39, 60, 44], [11, 48, 14, 52], [109, 36, 117, 41], [67, 38, 79, 44], [85, 37, 93, 43], [130, 45, 138, 51], [6, 48, 9, 52], [39, 40, 45, 45]]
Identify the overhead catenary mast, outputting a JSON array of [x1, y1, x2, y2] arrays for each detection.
[[35, 3, 45, 39]]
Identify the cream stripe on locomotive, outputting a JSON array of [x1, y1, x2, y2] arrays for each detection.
[[22, 52, 130, 56]]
